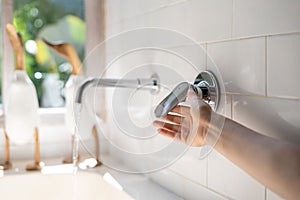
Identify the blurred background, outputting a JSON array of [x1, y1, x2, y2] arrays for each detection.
[[0, 0, 85, 107]]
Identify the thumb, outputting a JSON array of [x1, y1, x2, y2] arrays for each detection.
[[186, 87, 201, 102], [185, 88, 202, 111], [186, 87, 209, 109]]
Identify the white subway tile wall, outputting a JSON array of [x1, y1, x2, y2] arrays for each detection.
[[105, 0, 300, 199], [232, 95, 300, 143], [207, 37, 266, 95], [169, 147, 208, 186], [149, 169, 185, 198], [208, 150, 265, 200], [150, 169, 225, 200], [233, 0, 300, 37], [267, 34, 300, 98], [183, 0, 232, 42], [267, 189, 284, 200]]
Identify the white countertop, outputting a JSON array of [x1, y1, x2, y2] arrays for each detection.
[[96, 165, 182, 200], [2, 158, 182, 200]]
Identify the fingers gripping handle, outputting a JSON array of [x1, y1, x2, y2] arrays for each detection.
[[154, 82, 202, 118], [154, 70, 219, 118]]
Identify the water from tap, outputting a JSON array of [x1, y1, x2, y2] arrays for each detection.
[[72, 103, 82, 174]]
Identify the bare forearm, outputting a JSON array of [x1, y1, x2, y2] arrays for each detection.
[[152, 91, 300, 199], [214, 117, 300, 199]]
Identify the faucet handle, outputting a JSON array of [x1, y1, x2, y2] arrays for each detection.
[[193, 70, 220, 111], [154, 82, 191, 118], [154, 70, 220, 118]]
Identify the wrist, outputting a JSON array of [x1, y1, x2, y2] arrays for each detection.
[[203, 111, 226, 147]]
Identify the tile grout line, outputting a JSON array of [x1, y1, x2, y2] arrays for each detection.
[[265, 36, 268, 97], [224, 92, 300, 101], [205, 43, 208, 69], [265, 187, 267, 200], [206, 154, 208, 188], [230, 95, 233, 120], [107, 0, 191, 26], [106, 31, 298, 53], [199, 31, 300, 45], [231, 0, 234, 38], [108, 31, 300, 53], [169, 168, 233, 200]]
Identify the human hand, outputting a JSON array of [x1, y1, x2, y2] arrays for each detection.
[[153, 88, 212, 147]]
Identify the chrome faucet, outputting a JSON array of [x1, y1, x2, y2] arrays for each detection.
[[73, 71, 219, 167], [73, 74, 159, 167], [154, 70, 220, 118], [75, 74, 159, 104]]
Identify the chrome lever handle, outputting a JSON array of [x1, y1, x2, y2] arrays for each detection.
[[154, 70, 220, 118]]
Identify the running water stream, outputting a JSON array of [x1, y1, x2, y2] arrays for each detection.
[[72, 103, 82, 174]]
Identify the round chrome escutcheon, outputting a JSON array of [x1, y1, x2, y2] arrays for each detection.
[[193, 70, 220, 112]]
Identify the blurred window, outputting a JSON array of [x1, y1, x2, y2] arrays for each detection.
[[12, 0, 85, 107]]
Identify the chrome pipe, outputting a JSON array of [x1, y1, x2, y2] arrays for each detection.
[[75, 75, 159, 104]]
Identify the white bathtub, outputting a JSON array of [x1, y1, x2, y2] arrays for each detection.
[[0, 171, 133, 200]]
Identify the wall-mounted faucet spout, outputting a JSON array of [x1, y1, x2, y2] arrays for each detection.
[[75, 74, 159, 104]]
